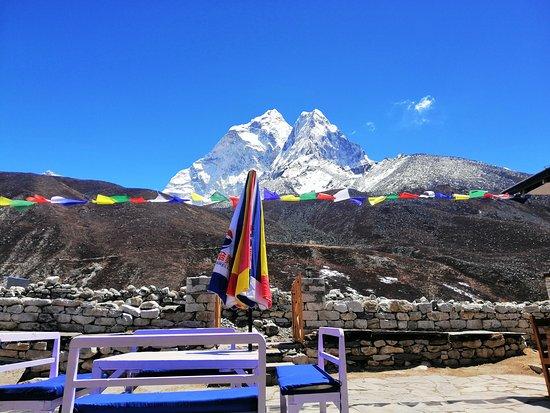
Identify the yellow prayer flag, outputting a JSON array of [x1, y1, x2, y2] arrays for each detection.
[[280, 194, 300, 202], [368, 196, 386, 206], [453, 194, 470, 201], [93, 194, 116, 205], [191, 192, 204, 202], [0, 196, 12, 206]]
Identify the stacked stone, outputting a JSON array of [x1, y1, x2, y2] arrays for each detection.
[[184, 276, 215, 327], [299, 278, 550, 336], [0, 276, 213, 333], [303, 331, 526, 370]]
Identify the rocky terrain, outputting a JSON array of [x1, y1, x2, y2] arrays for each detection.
[[1, 172, 549, 302]]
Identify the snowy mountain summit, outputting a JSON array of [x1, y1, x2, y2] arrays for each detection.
[[164, 109, 291, 196], [164, 109, 526, 197]]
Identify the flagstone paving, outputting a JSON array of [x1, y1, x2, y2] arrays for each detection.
[[266, 374, 550, 412]]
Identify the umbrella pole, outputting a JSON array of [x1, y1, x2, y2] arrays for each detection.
[[248, 307, 253, 351]]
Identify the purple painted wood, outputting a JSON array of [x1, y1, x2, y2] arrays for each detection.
[[61, 332, 266, 413], [281, 327, 349, 413], [0, 331, 62, 413]]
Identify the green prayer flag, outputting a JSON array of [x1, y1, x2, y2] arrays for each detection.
[[10, 200, 35, 209], [210, 192, 229, 203], [468, 190, 487, 199], [385, 193, 398, 201], [299, 191, 317, 201], [111, 195, 130, 203]]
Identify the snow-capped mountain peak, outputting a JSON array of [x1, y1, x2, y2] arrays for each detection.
[[164, 109, 292, 197], [164, 108, 526, 198]]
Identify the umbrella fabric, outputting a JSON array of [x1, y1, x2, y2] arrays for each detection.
[[316, 193, 335, 201], [333, 188, 350, 202], [299, 191, 317, 201], [263, 188, 280, 201], [368, 196, 386, 206], [49, 196, 87, 206], [209, 170, 271, 310]]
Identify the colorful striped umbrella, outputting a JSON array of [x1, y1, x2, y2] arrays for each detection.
[[208, 170, 272, 310]]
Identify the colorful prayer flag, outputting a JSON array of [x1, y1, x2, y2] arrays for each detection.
[[210, 192, 229, 203], [299, 191, 317, 201], [399, 192, 419, 199], [93, 194, 116, 205], [368, 196, 387, 206], [280, 194, 300, 202], [453, 194, 470, 201], [333, 188, 350, 202], [316, 192, 335, 201], [263, 188, 280, 201]]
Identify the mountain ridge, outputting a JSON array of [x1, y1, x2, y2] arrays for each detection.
[[164, 109, 527, 197]]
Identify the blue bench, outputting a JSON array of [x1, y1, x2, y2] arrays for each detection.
[[72, 387, 258, 413], [0, 331, 91, 413], [276, 327, 349, 413], [60, 331, 267, 413]]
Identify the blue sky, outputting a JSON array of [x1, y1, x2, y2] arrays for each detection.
[[1, 1, 549, 190]]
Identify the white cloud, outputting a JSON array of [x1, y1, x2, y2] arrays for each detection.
[[414, 95, 435, 113], [393, 95, 436, 127], [365, 121, 376, 132]]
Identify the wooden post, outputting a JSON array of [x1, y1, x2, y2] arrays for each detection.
[[214, 295, 221, 328], [291, 274, 304, 343]]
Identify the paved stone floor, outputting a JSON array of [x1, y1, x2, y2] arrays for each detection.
[[266, 374, 550, 412], [3, 372, 549, 412]]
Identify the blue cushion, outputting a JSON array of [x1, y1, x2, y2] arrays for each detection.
[[276, 364, 340, 395], [0, 373, 93, 401], [73, 387, 258, 413]]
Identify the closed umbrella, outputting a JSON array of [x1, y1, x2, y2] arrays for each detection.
[[209, 170, 272, 336]]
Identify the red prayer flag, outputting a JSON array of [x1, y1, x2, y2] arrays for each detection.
[[130, 197, 147, 204], [399, 192, 419, 199], [316, 193, 335, 201], [229, 196, 239, 208], [26, 195, 49, 203]]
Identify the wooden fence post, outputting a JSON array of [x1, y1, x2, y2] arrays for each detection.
[[291, 274, 304, 343], [214, 296, 221, 328]]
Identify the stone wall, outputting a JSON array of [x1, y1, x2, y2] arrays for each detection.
[[303, 330, 526, 371], [0, 274, 549, 339], [299, 277, 549, 337], [0, 275, 215, 333]]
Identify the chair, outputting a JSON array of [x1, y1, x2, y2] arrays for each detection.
[[60, 331, 266, 413], [276, 327, 349, 413], [530, 315, 550, 397], [0, 332, 91, 413]]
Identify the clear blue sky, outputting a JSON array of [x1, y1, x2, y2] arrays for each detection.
[[1, 1, 548, 190]]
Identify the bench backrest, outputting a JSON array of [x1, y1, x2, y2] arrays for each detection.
[[61, 332, 266, 413], [0, 331, 60, 378], [132, 327, 237, 350], [317, 327, 348, 407]]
